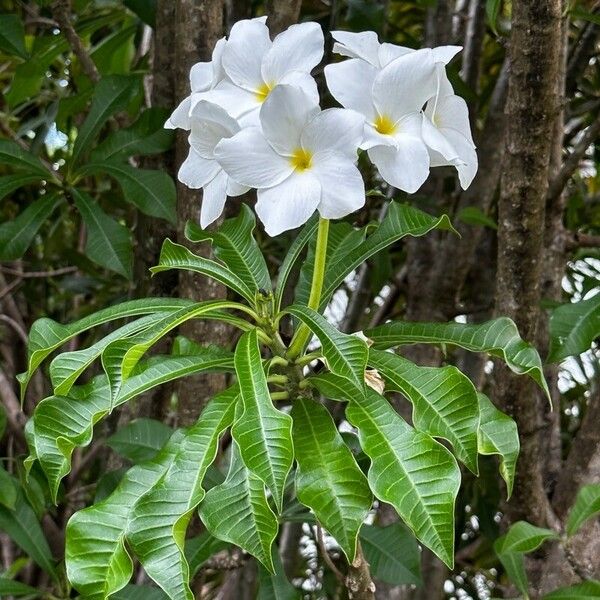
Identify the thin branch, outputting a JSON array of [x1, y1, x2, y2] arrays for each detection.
[[315, 524, 345, 583], [0, 314, 28, 345], [0, 366, 26, 444], [0, 265, 77, 278], [51, 0, 100, 83], [565, 231, 600, 251]]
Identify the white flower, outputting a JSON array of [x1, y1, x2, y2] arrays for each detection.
[[178, 101, 249, 228], [214, 85, 365, 236], [325, 48, 439, 193], [422, 74, 478, 190], [199, 18, 324, 124], [165, 37, 227, 130]]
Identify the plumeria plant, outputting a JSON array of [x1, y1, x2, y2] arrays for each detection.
[[22, 17, 546, 599]]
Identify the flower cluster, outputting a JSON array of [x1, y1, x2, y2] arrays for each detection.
[[167, 18, 477, 236]]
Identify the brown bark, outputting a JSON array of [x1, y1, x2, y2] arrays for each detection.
[[346, 543, 376, 600], [265, 0, 302, 36], [494, 0, 562, 528]]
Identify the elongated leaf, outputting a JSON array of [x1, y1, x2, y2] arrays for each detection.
[[275, 215, 318, 312], [0, 14, 28, 58], [72, 188, 133, 278], [286, 305, 368, 391], [486, 0, 501, 34], [494, 521, 557, 597], [257, 547, 300, 600], [0, 174, 42, 201], [232, 330, 293, 511], [0, 489, 57, 581], [292, 398, 371, 561], [369, 349, 479, 473], [80, 161, 175, 224], [111, 585, 168, 600], [72, 75, 139, 163], [107, 418, 174, 463], [200, 441, 278, 572], [0, 140, 50, 177], [544, 580, 600, 599], [477, 393, 519, 498], [360, 523, 422, 587], [185, 532, 230, 577], [186, 204, 271, 294], [0, 466, 16, 509], [548, 294, 600, 362], [570, 7, 600, 26], [152, 239, 255, 304], [128, 389, 236, 600], [566, 484, 600, 537], [0, 577, 40, 597], [365, 317, 549, 399], [29, 349, 234, 500], [66, 431, 184, 600], [319, 202, 456, 308], [0, 193, 62, 260], [344, 386, 460, 567], [19, 297, 194, 399]]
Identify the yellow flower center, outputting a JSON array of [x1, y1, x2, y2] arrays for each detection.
[[374, 114, 397, 135], [290, 147, 313, 171], [255, 81, 275, 102]]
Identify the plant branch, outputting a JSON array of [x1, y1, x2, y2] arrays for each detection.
[[565, 231, 600, 250]]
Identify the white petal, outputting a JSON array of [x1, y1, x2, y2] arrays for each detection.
[[361, 123, 397, 150], [278, 71, 320, 105], [324, 59, 378, 121], [222, 18, 271, 91], [442, 128, 478, 189], [214, 127, 293, 188], [301, 108, 365, 159], [368, 137, 430, 193], [260, 85, 320, 156], [432, 45, 462, 64], [178, 148, 220, 189], [262, 22, 324, 83], [431, 94, 474, 146], [210, 37, 227, 85], [200, 170, 228, 227], [190, 62, 213, 92], [196, 81, 259, 118], [226, 178, 250, 196], [165, 96, 191, 130], [373, 49, 437, 120], [255, 171, 321, 236], [331, 30, 380, 65], [421, 114, 460, 162], [312, 153, 365, 219], [189, 101, 240, 158], [378, 42, 413, 67]]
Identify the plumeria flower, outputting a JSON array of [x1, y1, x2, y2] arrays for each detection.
[[178, 101, 249, 228], [325, 48, 439, 193], [165, 37, 227, 130], [200, 18, 324, 124], [214, 85, 365, 236], [422, 72, 478, 190]]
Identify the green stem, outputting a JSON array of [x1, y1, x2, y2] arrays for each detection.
[[287, 217, 329, 359]]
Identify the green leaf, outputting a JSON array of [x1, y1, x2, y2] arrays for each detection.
[[275, 214, 318, 312], [0, 15, 28, 59], [79, 161, 176, 224], [360, 523, 422, 587], [257, 547, 300, 600], [548, 294, 600, 362], [66, 431, 184, 600], [72, 188, 133, 278], [107, 418, 174, 463], [0, 141, 50, 178], [232, 330, 293, 511], [72, 75, 139, 163], [186, 204, 272, 294], [286, 304, 368, 391], [0, 466, 17, 509], [365, 317, 550, 400], [19, 297, 195, 400], [477, 393, 519, 498], [29, 348, 234, 501], [0, 489, 57, 581], [318, 202, 457, 309], [0, 193, 62, 260], [494, 521, 557, 597], [111, 585, 168, 600], [456, 206, 497, 230], [566, 484, 600, 537], [486, 0, 502, 34], [292, 398, 372, 561], [200, 441, 279, 572], [369, 349, 480, 473], [0, 577, 40, 598], [345, 387, 460, 567], [544, 580, 600, 600], [0, 174, 43, 201], [152, 239, 255, 304], [185, 532, 229, 578], [128, 389, 235, 600], [569, 7, 600, 26]]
